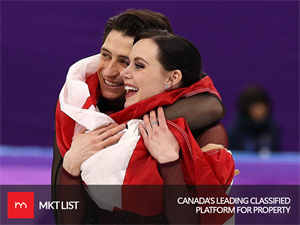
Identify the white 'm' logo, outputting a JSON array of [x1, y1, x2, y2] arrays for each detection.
[[15, 202, 27, 209]]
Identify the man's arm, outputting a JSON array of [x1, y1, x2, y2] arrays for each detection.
[[52, 100, 125, 223], [164, 93, 225, 131], [51, 135, 63, 223]]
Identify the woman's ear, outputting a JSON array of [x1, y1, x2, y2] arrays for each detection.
[[167, 70, 182, 89]]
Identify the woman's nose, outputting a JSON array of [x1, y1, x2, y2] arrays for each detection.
[[120, 64, 132, 79]]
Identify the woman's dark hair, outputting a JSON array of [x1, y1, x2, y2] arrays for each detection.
[[102, 9, 173, 44], [134, 29, 204, 87]]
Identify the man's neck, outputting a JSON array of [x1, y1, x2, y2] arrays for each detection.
[[107, 97, 125, 112], [97, 95, 125, 114]]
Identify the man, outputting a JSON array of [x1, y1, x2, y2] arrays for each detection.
[[52, 9, 226, 224]]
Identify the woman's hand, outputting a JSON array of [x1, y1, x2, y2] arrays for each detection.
[[138, 107, 180, 164], [63, 123, 126, 176]]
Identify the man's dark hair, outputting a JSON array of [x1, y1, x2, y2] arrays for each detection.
[[134, 29, 204, 87], [102, 9, 173, 44]]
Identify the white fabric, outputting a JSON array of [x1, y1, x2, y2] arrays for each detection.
[[82, 119, 141, 210], [58, 54, 141, 210], [59, 54, 115, 132]]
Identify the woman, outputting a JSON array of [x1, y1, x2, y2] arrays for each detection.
[[118, 30, 234, 224]]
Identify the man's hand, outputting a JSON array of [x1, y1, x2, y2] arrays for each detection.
[[63, 123, 126, 176], [201, 143, 225, 152]]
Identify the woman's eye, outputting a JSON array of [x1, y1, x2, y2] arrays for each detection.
[[135, 63, 144, 69]]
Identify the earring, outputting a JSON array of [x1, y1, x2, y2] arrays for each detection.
[[165, 84, 169, 90]]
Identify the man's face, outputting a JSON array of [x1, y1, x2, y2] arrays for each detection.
[[98, 30, 134, 101]]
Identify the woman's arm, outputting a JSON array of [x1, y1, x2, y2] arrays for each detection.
[[164, 93, 225, 131], [158, 160, 201, 224], [139, 107, 200, 224], [139, 108, 226, 224]]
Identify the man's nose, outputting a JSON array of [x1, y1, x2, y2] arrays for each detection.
[[101, 61, 120, 78]]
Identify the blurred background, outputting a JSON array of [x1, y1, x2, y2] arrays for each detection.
[[1, 1, 299, 185]]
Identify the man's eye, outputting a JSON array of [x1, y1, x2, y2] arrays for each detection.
[[101, 53, 110, 59], [135, 63, 144, 69], [120, 60, 130, 67]]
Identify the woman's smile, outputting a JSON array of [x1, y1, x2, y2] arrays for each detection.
[[124, 83, 139, 98]]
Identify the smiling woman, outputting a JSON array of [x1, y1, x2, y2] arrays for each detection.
[[121, 38, 168, 108]]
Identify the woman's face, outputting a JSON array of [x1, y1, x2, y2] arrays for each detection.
[[120, 39, 168, 108]]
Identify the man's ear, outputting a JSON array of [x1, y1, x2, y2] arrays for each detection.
[[167, 70, 182, 89]]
